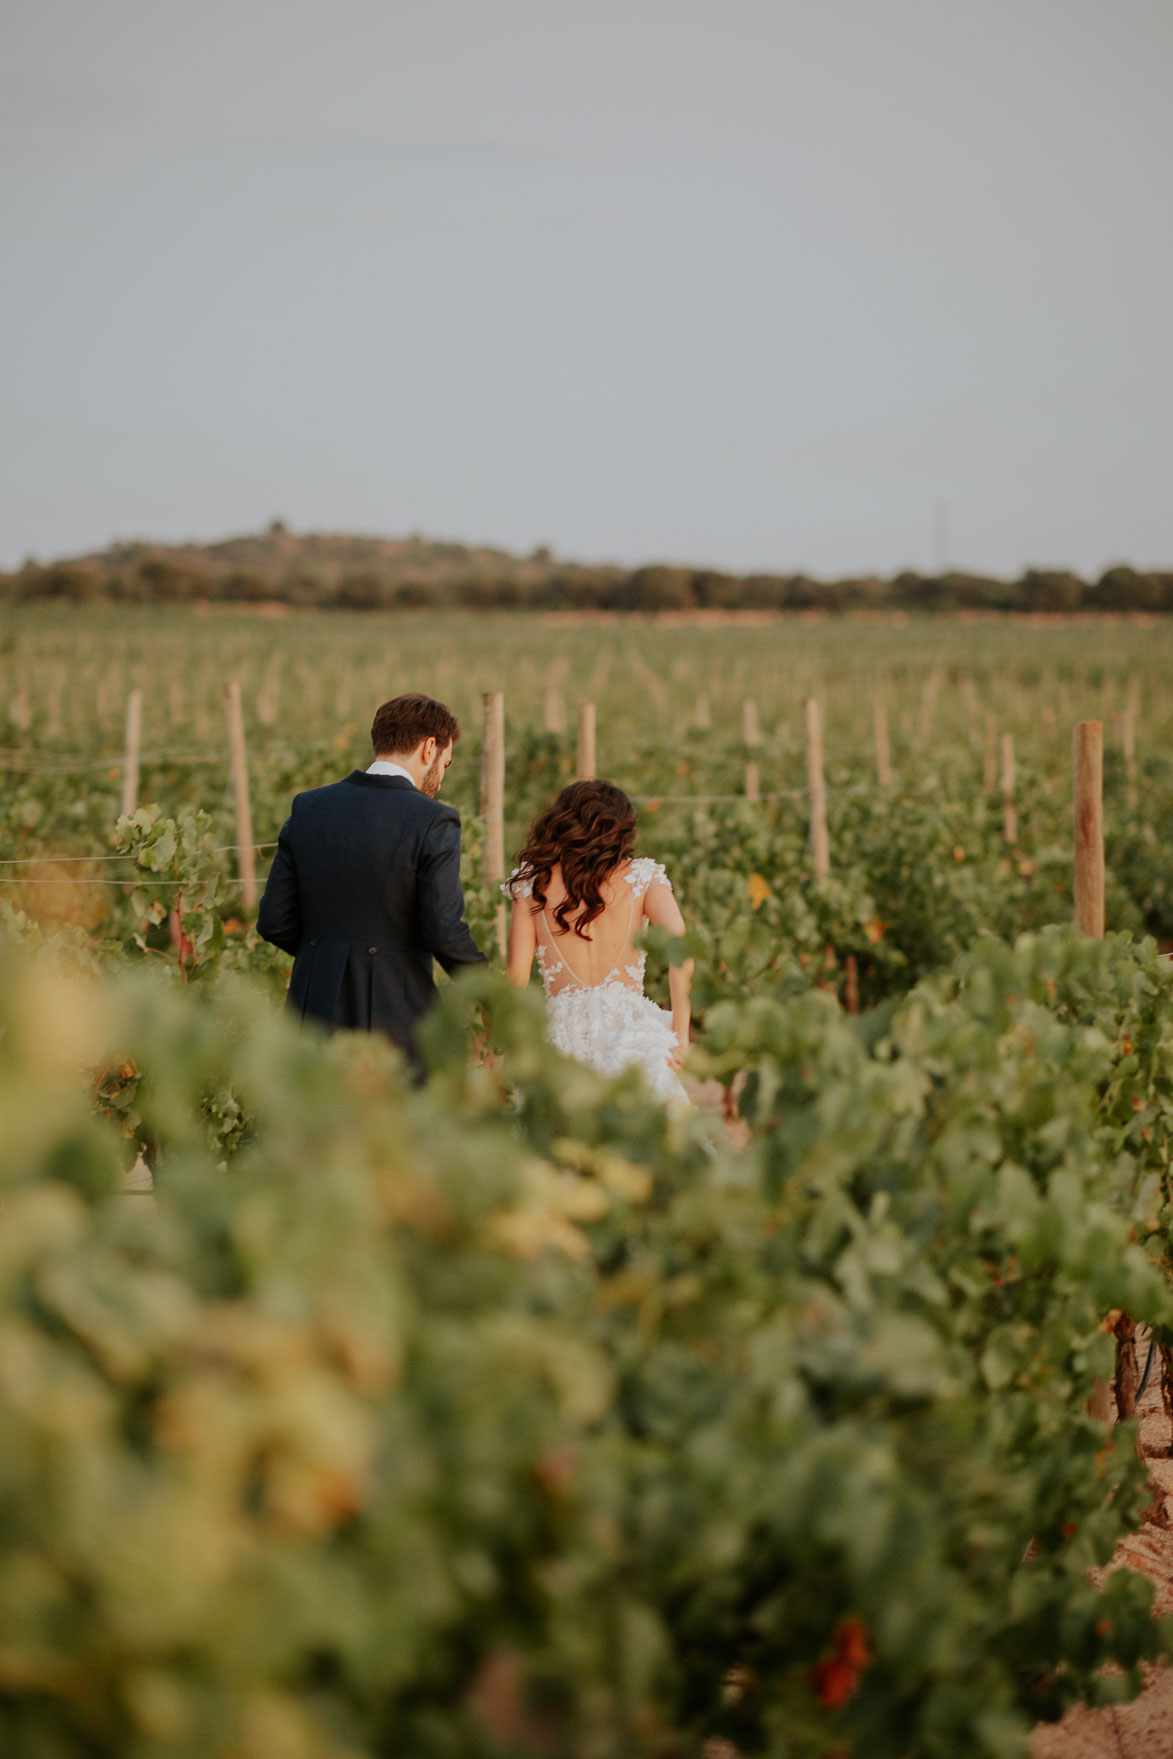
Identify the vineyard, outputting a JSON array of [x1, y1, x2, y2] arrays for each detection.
[[3, 603, 1173, 1758]]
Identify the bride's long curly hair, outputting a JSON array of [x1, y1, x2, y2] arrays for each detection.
[[513, 780, 637, 939]]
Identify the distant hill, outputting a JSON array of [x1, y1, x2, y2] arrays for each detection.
[[3, 523, 1172, 615], [1, 523, 620, 610]]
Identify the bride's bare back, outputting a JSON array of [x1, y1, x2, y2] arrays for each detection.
[[505, 858, 685, 998]]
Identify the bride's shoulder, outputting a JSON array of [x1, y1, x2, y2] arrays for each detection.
[[622, 856, 672, 899]]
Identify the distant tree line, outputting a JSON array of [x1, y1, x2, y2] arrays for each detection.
[[4, 551, 1173, 615]]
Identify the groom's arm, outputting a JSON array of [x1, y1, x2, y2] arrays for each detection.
[[418, 811, 487, 973], [256, 814, 303, 956]]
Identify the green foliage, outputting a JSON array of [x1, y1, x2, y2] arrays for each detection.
[[4, 599, 1173, 1752], [111, 805, 232, 973], [4, 609, 1173, 1020], [1, 930, 1172, 1758]]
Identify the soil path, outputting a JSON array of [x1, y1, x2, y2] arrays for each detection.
[[1032, 1361, 1173, 1759]]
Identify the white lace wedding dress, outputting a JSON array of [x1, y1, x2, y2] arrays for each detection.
[[503, 857, 688, 1108]]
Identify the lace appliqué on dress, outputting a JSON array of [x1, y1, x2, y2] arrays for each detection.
[[501, 867, 533, 900], [545, 984, 687, 1110], [535, 943, 565, 984], [624, 857, 670, 901]]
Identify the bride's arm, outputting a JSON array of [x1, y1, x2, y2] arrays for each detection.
[[644, 876, 694, 1063], [505, 896, 537, 986]]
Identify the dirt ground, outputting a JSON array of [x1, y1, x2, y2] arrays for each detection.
[[1031, 1356, 1173, 1759]]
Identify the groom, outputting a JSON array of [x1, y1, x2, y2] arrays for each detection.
[[257, 693, 486, 1060]]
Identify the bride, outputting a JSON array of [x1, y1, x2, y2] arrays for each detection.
[[503, 780, 693, 1107]]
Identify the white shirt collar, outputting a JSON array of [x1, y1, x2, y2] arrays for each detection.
[[366, 759, 416, 786]]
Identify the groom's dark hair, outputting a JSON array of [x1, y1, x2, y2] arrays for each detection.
[[371, 694, 461, 757]]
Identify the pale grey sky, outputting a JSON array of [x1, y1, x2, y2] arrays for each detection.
[[2, 0, 1170, 577]]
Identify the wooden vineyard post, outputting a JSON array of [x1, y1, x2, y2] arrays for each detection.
[[804, 697, 830, 882], [1073, 720, 1104, 938], [872, 697, 892, 787], [1125, 674, 1141, 796], [9, 685, 31, 733], [193, 677, 211, 743], [742, 697, 759, 799], [627, 647, 668, 716], [918, 669, 941, 742], [120, 688, 143, 820], [223, 682, 258, 912], [741, 698, 759, 748], [1122, 709, 1138, 813], [983, 713, 998, 794], [46, 666, 65, 739], [257, 658, 281, 728], [1073, 720, 1113, 1421], [1000, 733, 1017, 845], [1113, 1313, 1139, 1420], [542, 688, 565, 735], [961, 676, 981, 751], [576, 702, 596, 780], [481, 690, 507, 956]]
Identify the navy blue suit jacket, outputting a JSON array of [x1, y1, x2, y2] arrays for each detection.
[[257, 771, 486, 1054]]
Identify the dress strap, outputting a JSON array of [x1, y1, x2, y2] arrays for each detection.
[[599, 888, 637, 985]]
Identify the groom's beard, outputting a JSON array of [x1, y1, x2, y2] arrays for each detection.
[[420, 754, 445, 798]]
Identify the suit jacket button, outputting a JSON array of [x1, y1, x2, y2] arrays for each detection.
[[309, 938, 318, 947], [368, 946, 377, 955]]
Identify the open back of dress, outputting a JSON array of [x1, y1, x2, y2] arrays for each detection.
[[503, 856, 686, 1108], [532, 867, 642, 998]]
